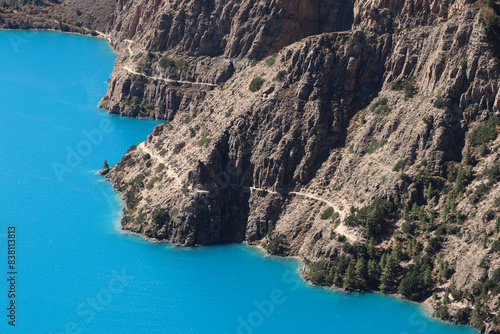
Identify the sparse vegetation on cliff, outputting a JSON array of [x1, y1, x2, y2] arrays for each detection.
[[249, 76, 264, 92], [94, 0, 500, 331]]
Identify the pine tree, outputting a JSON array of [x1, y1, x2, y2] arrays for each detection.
[[443, 290, 450, 304], [103, 160, 110, 169], [367, 259, 379, 283], [355, 258, 368, 285], [466, 165, 473, 180], [411, 202, 419, 214], [333, 272, 342, 287], [379, 254, 398, 292], [454, 164, 465, 192], [379, 268, 390, 292], [343, 265, 354, 290], [479, 144, 487, 157], [367, 238, 376, 259], [403, 205, 409, 220], [464, 145, 472, 165], [423, 267, 433, 287], [386, 254, 399, 277], [380, 253, 387, 270], [472, 301, 488, 332], [392, 242, 402, 262], [427, 182, 433, 199]]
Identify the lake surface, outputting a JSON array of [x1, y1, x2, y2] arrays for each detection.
[[0, 30, 479, 334]]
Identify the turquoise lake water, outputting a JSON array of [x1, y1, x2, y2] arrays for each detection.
[[0, 30, 479, 334]]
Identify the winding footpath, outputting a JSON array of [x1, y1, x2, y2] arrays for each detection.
[[122, 39, 218, 87], [139, 143, 360, 242]]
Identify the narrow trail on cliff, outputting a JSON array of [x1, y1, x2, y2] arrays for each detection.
[[140, 143, 184, 188], [139, 144, 360, 242], [121, 39, 218, 87], [247, 187, 339, 212], [121, 66, 218, 87]]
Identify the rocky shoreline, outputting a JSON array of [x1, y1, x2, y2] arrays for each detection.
[[99, 1, 499, 332], [7, 0, 500, 332]]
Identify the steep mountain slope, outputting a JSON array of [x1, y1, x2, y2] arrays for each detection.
[[100, 1, 500, 332], [4, 0, 499, 332]]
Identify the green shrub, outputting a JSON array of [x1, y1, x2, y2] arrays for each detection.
[[370, 97, 391, 115], [375, 104, 391, 115], [482, 162, 500, 183], [479, 144, 488, 156], [435, 305, 450, 320], [479, 257, 490, 268], [490, 240, 500, 253], [146, 177, 158, 190], [265, 53, 278, 66], [471, 183, 491, 203], [469, 117, 500, 147], [403, 77, 417, 98], [198, 131, 212, 147], [321, 207, 335, 220], [460, 55, 468, 69], [175, 58, 188, 69], [257, 189, 268, 197], [425, 236, 443, 255], [142, 153, 151, 161], [391, 77, 416, 98], [483, 209, 495, 221], [126, 158, 136, 167], [367, 139, 388, 154], [152, 208, 169, 224], [344, 197, 396, 242], [224, 107, 234, 118], [127, 145, 137, 153], [391, 79, 404, 91], [393, 159, 407, 172], [433, 96, 446, 109], [249, 76, 265, 92], [159, 55, 176, 69], [173, 142, 185, 154], [264, 233, 288, 255], [273, 70, 286, 82]]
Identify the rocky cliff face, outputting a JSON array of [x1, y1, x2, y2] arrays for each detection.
[[99, 0, 361, 119], [98, 0, 500, 332], [108, 0, 356, 58]]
